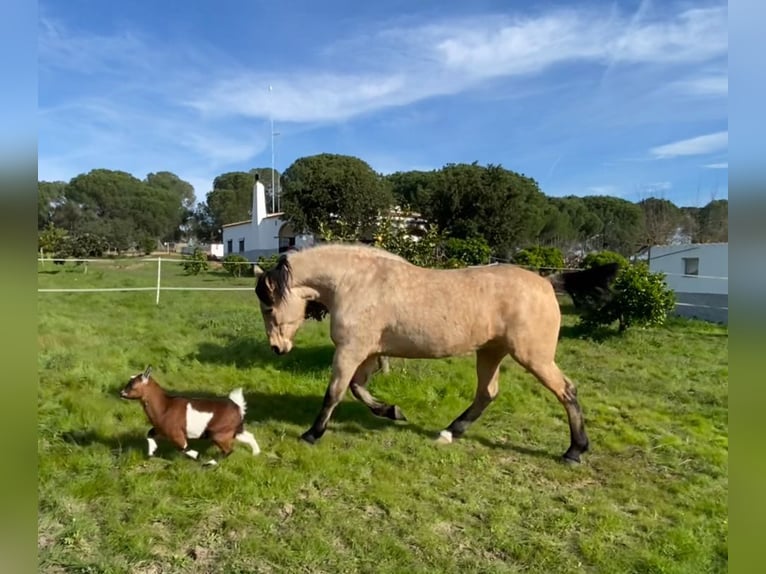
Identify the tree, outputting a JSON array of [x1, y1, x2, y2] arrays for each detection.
[[38, 181, 68, 230], [386, 170, 438, 213], [695, 199, 728, 243], [512, 246, 565, 273], [422, 163, 548, 256], [638, 197, 682, 247], [281, 153, 394, 239], [580, 196, 646, 256]]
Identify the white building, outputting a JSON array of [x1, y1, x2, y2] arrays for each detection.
[[647, 242, 728, 323], [221, 175, 314, 260]]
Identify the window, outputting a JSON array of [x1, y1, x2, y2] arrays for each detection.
[[683, 257, 699, 276], [227, 239, 233, 254], [238, 239, 245, 253]]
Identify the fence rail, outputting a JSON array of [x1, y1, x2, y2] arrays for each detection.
[[37, 256, 728, 306]]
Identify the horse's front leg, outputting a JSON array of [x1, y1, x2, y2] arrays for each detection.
[[300, 347, 367, 444]]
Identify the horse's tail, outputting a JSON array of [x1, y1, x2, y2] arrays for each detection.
[[548, 262, 620, 309]]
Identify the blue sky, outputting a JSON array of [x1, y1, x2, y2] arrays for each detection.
[[38, 0, 728, 208]]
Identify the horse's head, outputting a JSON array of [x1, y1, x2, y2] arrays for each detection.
[[254, 254, 328, 355]]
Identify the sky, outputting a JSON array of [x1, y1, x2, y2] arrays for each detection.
[[38, 0, 728, 208]]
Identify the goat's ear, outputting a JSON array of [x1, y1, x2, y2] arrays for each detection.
[[142, 365, 152, 381]]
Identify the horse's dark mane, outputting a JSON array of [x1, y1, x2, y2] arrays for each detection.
[[255, 254, 292, 305]]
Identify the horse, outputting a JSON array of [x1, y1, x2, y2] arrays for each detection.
[[254, 242, 619, 463]]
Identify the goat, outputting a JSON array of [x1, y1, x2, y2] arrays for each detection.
[[119, 366, 260, 465]]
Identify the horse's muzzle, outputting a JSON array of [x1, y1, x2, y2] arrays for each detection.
[[271, 345, 285, 355]]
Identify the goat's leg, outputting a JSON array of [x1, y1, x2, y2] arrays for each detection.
[[167, 427, 199, 461], [234, 429, 261, 455], [146, 427, 158, 457], [203, 433, 236, 466]]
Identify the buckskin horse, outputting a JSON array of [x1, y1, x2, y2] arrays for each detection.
[[254, 243, 618, 463]]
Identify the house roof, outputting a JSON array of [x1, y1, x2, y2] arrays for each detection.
[[221, 219, 252, 228]]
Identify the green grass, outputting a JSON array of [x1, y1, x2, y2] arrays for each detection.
[[38, 263, 728, 573]]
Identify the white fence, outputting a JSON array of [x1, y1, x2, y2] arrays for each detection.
[[37, 257, 258, 305]]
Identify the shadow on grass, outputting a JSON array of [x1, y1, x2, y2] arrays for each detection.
[[191, 337, 336, 374], [558, 322, 621, 343], [68, 389, 556, 461]]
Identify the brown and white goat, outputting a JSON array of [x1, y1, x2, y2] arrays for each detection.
[[119, 366, 260, 465]]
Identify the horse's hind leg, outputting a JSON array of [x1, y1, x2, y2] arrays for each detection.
[[438, 346, 506, 444], [301, 347, 367, 444], [350, 356, 407, 421], [523, 360, 589, 463]]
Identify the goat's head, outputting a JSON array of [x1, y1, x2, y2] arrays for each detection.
[[120, 365, 153, 400]]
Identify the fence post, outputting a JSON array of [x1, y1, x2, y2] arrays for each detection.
[[156, 257, 162, 305]]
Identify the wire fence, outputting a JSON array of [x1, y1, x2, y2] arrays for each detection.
[[37, 255, 728, 307]]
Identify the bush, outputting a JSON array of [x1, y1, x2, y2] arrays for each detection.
[[56, 232, 108, 259], [443, 237, 491, 267], [222, 254, 252, 277], [512, 246, 565, 274], [181, 247, 209, 275], [581, 250, 629, 270], [579, 262, 676, 332], [139, 237, 157, 256], [256, 254, 281, 273], [374, 220, 443, 268]]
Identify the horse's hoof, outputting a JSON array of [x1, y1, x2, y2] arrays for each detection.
[[561, 453, 582, 465], [299, 431, 317, 445], [388, 405, 407, 422], [435, 430, 453, 445]]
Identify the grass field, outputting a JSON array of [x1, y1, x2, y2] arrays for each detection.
[[38, 260, 728, 573]]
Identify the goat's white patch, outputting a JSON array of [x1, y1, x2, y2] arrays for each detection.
[[184, 449, 199, 460], [203, 459, 218, 466], [185, 404, 214, 439], [437, 430, 453, 444], [147, 437, 158, 456], [236, 431, 261, 455], [228, 388, 247, 419]]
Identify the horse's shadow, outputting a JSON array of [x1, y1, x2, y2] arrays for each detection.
[[69, 389, 553, 461], [190, 336, 336, 374]]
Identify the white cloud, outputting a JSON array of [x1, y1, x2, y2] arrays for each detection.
[[671, 74, 728, 97], [704, 162, 728, 169], [184, 5, 728, 124], [650, 131, 728, 159]]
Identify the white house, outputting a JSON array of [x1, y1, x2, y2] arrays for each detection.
[[221, 175, 314, 261], [647, 242, 728, 324]]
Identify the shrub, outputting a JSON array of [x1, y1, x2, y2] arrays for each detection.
[[256, 254, 281, 273], [442, 237, 491, 267], [222, 254, 252, 277], [56, 232, 108, 259], [581, 250, 629, 270], [181, 247, 209, 275], [38, 224, 68, 256], [579, 262, 676, 332], [512, 246, 565, 274], [139, 236, 157, 256], [374, 220, 443, 268]]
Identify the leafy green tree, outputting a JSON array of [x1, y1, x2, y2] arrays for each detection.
[[579, 262, 676, 332], [423, 163, 548, 257], [581, 195, 646, 256], [281, 153, 393, 239], [385, 170, 438, 213], [695, 199, 728, 243], [638, 197, 682, 247], [374, 220, 443, 267], [38, 181, 68, 230]]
